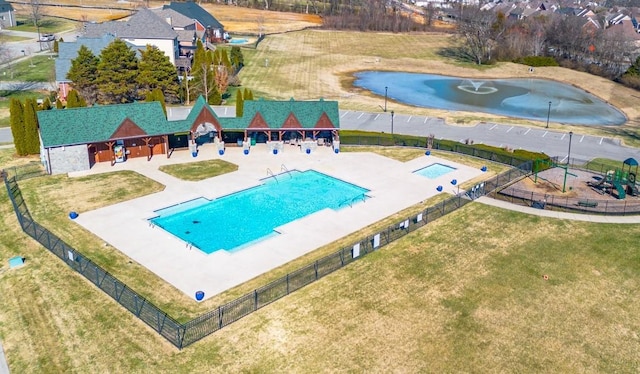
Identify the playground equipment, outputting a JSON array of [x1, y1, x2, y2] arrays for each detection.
[[588, 158, 639, 199], [533, 158, 577, 193]]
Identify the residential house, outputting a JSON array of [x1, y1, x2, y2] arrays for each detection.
[[82, 8, 179, 65], [37, 96, 340, 175], [160, 1, 227, 45], [0, 0, 16, 29]]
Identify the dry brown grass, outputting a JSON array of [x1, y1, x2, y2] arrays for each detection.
[[2, 147, 639, 371], [12, 0, 321, 32]]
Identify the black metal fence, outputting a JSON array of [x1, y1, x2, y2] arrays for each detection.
[[493, 156, 640, 215], [2, 155, 531, 348]]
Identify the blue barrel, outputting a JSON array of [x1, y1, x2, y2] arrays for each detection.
[[195, 291, 205, 301], [436, 185, 443, 192], [69, 211, 79, 219], [425, 150, 431, 156], [481, 165, 487, 172], [306, 148, 311, 154], [451, 179, 457, 186], [191, 151, 198, 157], [218, 149, 224, 156], [243, 149, 249, 155], [334, 148, 339, 154], [273, 149, 278, 155]]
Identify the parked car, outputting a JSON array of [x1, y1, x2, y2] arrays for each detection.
[[39, 34, 55, 42]]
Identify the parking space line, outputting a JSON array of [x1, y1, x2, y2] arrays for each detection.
[[341, 111, 350, 118], [506, 126, 513, 133], [407, 116, 412, 122], [374, 114, 380, 120], [561, 133, 566, 140], [523, 128, 531, 135], [357, 112, 364, 119], [542, 131, 548, 137], [424, 117, 429, 123], [580, 135, 585, 143], [599, 137, 603, 145], [490, 124, 497, 130], [224, 107, 228, 115]]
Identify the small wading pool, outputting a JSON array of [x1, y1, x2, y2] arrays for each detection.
[[414, 163, 456, 179], [149, 170, 369, 254]]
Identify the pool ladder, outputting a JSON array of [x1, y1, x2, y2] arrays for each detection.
[[339, 194, 367, 208], [281, 164, 293, 178], [266, 168, 278, 183]]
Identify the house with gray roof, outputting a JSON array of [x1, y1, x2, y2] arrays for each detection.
[[161, 1, 226, 44], [0, 0, 16, 29], [37, 96, 340, 174], [55, 34, 118, 100], [83, 8, 179, 65]]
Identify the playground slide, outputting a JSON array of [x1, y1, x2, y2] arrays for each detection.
[[613, 181, 626, 199], [590, 171, 614, 187]]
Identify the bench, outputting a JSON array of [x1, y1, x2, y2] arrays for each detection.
[[577, 200, 598, 208]]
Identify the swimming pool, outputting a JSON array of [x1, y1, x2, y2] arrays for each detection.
[[414, 163, 456, 179], [150, 170, 369, 254], [229, 38, 249, 44]]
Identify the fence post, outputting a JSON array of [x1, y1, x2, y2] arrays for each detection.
[[254, 290, 258, 311]]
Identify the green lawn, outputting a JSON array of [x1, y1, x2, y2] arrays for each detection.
[[1, 173, 638, 371], [11, 17, 77, 34], [0, 55, 56, 83], [0, 90, 50, 128], [159, 159, 239, 181]]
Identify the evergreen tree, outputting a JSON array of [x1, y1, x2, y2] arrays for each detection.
[[192, 40, 206, 74], [137, 45, 180, 103], [208, 85, 222, 105], [230, 46, 244, 73], [236, 89, 244, 117], [66, 45, 99, 105], [66, 89, 86, 108], [23, 98, 40, 154], [53, 39, 59, 53], [244, 88, 254, 101], [10, 98, 26, 156], [96, 39, 138, 104], [145, 88, 167, 117], [56, 98, 64, 109], [42, 97, 52, 110]]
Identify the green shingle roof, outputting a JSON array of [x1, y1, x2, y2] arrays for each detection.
[[38, 96, 340, 148], [228, 98, 340, 130], [38, 101, 170, 147]]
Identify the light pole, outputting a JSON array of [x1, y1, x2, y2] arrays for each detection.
[[567, 131, 573, 166], [562, 131, 574, 193], [390, 110, 394, 137], [545, 101, 551, 129], [384, 86, 388, 112]]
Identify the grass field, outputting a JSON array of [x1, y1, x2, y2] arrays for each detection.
[[1, 149, 639, 371], [1, 4, 640, 370], [237, 29, 640, 146]]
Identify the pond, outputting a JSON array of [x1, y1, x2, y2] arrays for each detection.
[[353, 71, 626, 126]]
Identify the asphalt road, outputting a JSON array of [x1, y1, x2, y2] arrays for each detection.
[[337, 110, 640, 162]]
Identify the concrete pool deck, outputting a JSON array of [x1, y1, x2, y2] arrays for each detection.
[[71, 144, 484, 301]]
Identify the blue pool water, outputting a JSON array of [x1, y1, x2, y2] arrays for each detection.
[[150, 170, 369, 254], [414, 163, 456, 179], [229, 38, 249, 44], [353, 71, 626, 126]]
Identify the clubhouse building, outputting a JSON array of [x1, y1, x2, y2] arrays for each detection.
[[37, 96, 340, 174]]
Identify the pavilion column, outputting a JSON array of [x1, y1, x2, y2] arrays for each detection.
[[143, 137, 152, 161], [164, 135, 170, 158], [106, 141, 115, 166]]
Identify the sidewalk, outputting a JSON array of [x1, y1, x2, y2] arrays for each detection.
[[475, 196, 640, 224], [0, 340, 9, 374]]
